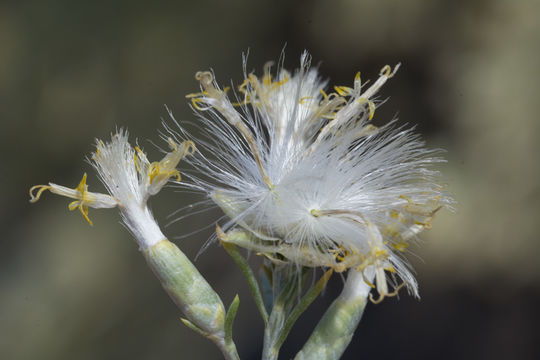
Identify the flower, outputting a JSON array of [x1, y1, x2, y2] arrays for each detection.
[[175, 51, 451, 301], [30, 130, 194, 248]]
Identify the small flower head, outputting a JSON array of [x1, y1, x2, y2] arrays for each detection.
[[178, 52, 451, 299], [30, 130, 194, 248]]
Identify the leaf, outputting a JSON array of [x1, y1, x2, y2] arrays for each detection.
[[225, 295, 240, 345]]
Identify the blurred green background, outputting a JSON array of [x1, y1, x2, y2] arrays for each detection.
[[1, 0, 539, 359]]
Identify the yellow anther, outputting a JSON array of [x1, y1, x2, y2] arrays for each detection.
[[273, 75, 289, 87], [374, 247, 388, 258], [334, 85, 353, 97], [355, 97, 376, 120], [231, 100, 249, 107], [190, 97, 209, 111], [319, 88, 329, 99], [73, 173, 93, 225], [148, 162, 160, 184], [262, 61, 274, 85], [392, 241, 409, 252], [145, 139, 195, 194], [68, 200, 92, 226], [76, 173, 87, 193], [331, 247, 349, 262], [354, 71, 361, 90], [185, 90, 208, 99], [361, 271, 376, 289], [58, 173, 94, 226], [134, 146, 146, 175], [367, 100, 375, 120], [299, 96, 312, 104]]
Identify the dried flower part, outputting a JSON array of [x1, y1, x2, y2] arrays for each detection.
[[181, 51, 451, 299]]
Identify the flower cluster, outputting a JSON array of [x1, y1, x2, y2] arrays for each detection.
[[177, 52, 450, 300]]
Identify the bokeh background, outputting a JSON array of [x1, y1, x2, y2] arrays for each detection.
[[1, 0, 539, 359]]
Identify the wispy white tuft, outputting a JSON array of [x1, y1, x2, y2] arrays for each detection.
[[172, 51, 452, 299]]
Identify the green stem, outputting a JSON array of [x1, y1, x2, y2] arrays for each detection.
[[215, 337, 241, 360], [262, 303, 285, 360], [262, 271, 298, 360], [294, 269, 373, 360]]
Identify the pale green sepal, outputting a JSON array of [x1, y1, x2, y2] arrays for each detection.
[[144, 239, 241, 360], [143, 239, 226, 337]]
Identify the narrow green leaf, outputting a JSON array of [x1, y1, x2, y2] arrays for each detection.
[[221, 239, 269, 324], [180, 317, 208, 338], [225, 295, 240, 345]]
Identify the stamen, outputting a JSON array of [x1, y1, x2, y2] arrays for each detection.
[[70, 173, 94, 225], [309, 64, 400, 153], [146, 139, 195, 196]]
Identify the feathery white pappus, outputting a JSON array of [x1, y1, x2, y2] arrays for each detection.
[[172, 51, 451, 301]]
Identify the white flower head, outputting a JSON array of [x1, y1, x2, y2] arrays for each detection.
[[176, 51, 451, 300], [30, 129, 194, 248]]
